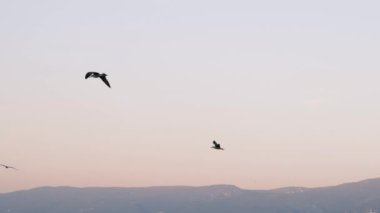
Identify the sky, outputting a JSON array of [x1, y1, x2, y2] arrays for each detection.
[[1, 0, 380, 193]]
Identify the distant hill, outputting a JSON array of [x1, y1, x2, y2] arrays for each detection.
[[1, 178, 380, 213]]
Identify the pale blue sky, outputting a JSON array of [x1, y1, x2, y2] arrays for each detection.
[[1, 0, 380, 192]]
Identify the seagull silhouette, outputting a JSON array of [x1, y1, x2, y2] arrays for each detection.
[[0, 164, 17, 170], [211, 140, 224, 150], [85, 72, 111, 88]]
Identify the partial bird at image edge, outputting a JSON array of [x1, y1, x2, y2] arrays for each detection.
[[0, 164, 17, 170]]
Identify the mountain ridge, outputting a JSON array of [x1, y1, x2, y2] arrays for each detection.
[[1, 178, 380, 213], [6, 177, 380, 194]]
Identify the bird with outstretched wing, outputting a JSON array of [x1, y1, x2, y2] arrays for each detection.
[[211, 140, 224, 150], [85, 71, 111, 88]]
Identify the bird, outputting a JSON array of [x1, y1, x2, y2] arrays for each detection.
[[85, 71, 111, 88], [0, 164, 17, 170], [211, 140, 224, 150]]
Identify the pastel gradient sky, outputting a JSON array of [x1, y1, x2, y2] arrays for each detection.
[[1, 0, 380, 193]]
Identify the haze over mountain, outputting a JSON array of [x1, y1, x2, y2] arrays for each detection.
[[1, 178, 380, 213]]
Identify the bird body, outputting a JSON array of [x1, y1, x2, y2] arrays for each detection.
[[211, 140, 224, 150], [85, 71, 111, 88]]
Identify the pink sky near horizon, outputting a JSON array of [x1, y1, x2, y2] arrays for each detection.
[[1, 0, 380, 193]]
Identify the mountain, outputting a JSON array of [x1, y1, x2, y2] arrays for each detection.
[[1, 178, 380, 213]]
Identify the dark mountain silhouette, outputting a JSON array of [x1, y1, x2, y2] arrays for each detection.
[[1, 178, 380, 213]]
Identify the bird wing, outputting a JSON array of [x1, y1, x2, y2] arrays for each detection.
[[100, 76, 111, 88], [85, 72, 97, 79]]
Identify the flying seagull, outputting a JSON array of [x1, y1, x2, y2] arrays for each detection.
[[85, 71, 111, 88], [0, 164, 17, 170], [211, 140, 224, 150]]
